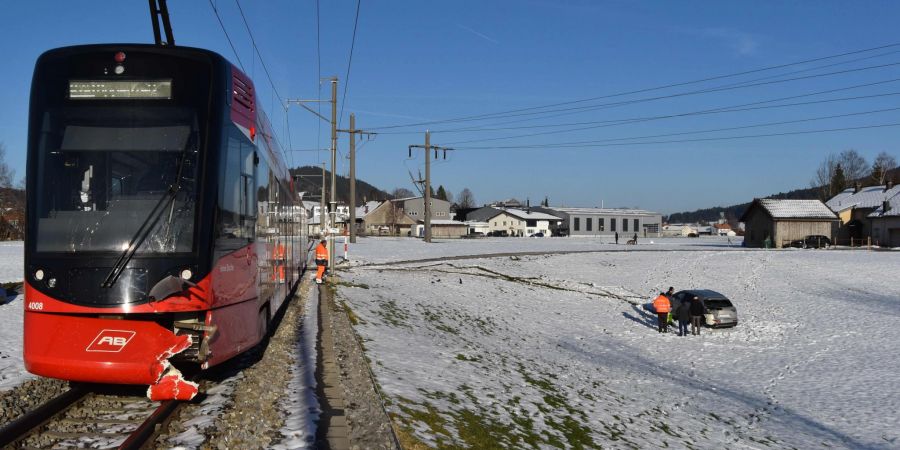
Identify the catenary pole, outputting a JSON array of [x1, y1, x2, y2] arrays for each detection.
[[329, 78, 337, 272], [337, 114, 375, 244], [348, 114, 357, 243], [424, 130, 431, 243]]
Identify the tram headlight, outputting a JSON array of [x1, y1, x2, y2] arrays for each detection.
[[47, 278, 57, 288], [114, 64, 125, 75], [180, 269, 193, 280], [34, 269, 45, 281]]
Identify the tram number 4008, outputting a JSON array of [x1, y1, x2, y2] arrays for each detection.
[[27, 302, 44, 310]]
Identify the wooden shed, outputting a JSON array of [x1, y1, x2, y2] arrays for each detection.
[[739, 199, 839, 248]]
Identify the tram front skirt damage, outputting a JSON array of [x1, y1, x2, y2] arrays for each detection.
[[147, 334, 199, 401]]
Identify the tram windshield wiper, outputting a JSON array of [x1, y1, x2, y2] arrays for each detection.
[[101, 147, 191, 288]]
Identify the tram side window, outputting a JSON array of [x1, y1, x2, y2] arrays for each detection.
[[216, 128, 255, 257], [240, 141, 256, 239], [255, 163, 271, 238]]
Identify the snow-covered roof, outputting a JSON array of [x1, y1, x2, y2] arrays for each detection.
[[756, 199, 838, 220], [501, 208, 561, 221], [418, 219, 466, 226], [355, 201, 382, 218], [826, 185, 900, 212], [867, 190, 900, 218], [547, 207, 661, 217]]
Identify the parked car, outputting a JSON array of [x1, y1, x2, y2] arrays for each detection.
[[530, 232, 545, 238], [786, 235, 832, 249], [488, 230, 509, 237], [642, 289, 738, 328]]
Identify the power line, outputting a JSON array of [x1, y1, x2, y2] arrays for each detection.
[[316, 0, 323, 162], [443, 76, 900, 145], [455, 122, 900, 150], [368, 42, 900, 130], [375, 50, 900, 135], [376, 86, 900, 136], [234, 0, 284, 103], [207, 0, 245, 71], [434, 59, 900, 139], [463, 106, 900, 148], [338, 0, 362, 128]]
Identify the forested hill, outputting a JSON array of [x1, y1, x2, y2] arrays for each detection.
[[289, 166, 392, 205], [667, 167, 900, 223], [667, 186, 820, 224]]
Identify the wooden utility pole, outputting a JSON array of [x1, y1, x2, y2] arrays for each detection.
[[337, 113, 376, 244], [408, 131, 453, 243]]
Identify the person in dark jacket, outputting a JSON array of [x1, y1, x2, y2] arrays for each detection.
[[675, 300, 691, 336], [689, 296, 705, 335]]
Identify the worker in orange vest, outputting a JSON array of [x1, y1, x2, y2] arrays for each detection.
[[315, 239, 328, 284], [652, 292, 672, 333]]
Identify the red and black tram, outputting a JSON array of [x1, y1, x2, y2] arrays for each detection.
[[23, 44, 306, 400]]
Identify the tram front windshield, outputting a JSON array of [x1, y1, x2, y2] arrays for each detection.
[[34, 105, 199, 253]]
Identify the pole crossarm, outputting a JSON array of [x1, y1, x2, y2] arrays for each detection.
[[284, 99, 330, 122]]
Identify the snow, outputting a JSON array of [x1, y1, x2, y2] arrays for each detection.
[[337, 236, 900, 449], [274, 281, 320, 449], [756, 198, 838, 219], [0, 241, 27, 391]]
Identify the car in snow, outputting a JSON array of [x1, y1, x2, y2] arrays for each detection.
[[642, 289, 738, 328], [529, 232, 545, 238], [786, 235, 832, 249]]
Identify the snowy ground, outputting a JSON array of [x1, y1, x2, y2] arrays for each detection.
[[337, 236, 900, 449], [0, 241, 27, 391]]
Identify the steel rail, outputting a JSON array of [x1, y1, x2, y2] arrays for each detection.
[[0, 385, 89, 447], [117, 398, 182, 450]]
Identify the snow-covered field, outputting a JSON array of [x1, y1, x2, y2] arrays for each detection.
[[0, 241, 26, 391], [338, 237, 900, 449]]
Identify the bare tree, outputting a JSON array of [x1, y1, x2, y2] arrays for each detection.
[[0, 143, 14, 188], [871, 152, 898, 185], [384, 201, 404, 235], [812, 150, 870, 198], [444, 190, 454, 205], [391, 187, 414, 199], [457, 188, 476, 208], [811, 153, 837, 192], [839, 149, 869, 182]]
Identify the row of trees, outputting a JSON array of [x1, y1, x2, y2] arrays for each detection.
[[811, 150, 898, 199]]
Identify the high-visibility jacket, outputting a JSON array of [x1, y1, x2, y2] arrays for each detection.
[[315, 243, 328, 262], [652, 294, 671, 313]]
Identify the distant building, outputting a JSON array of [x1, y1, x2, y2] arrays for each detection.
[[534, 207, 662, 237], [483, 208, 561, 237], [361, 196, 451, 236], [826, 181, 899, 245], [413, 219, 468, 238], [866, 187, 900, 247], [739, 199, 839, 248]]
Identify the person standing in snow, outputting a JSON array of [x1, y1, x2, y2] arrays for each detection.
[[633, 232, 638, 244], [652, 292, 671, 333], [690, 296, 706, 335], [615, 232, 619, 244], [675, 298, 691, 336], [314, 239, 328, 284]]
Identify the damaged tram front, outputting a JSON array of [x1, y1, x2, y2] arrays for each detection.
[[24, 45, 305, 400]]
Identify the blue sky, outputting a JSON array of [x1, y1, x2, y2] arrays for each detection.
[[2, 1, 900, 213]]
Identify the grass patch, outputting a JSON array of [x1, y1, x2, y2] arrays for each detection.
[[375, 299, 411, 328], [455, 353, 482, 362], [332, 280, 370, 289]]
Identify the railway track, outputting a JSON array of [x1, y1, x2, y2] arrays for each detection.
[[0, 384, 184, 449]]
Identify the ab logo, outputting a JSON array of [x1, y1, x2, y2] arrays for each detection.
[[86, 330, 136, 352]]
